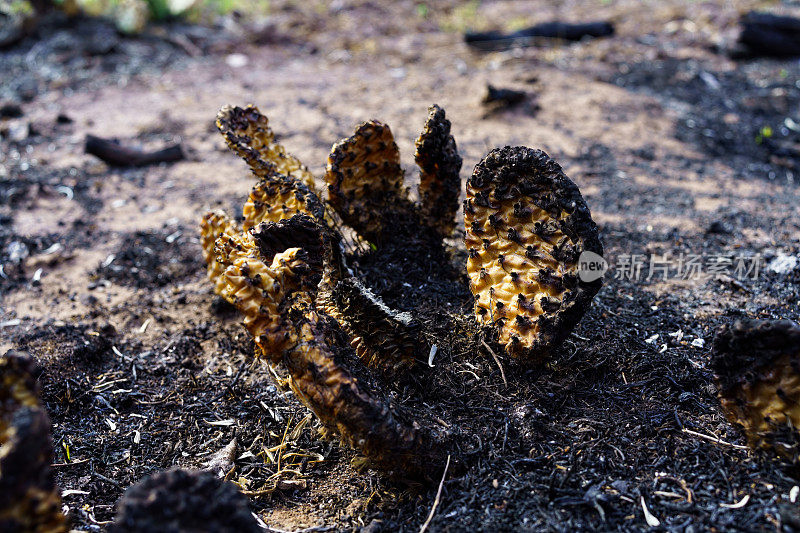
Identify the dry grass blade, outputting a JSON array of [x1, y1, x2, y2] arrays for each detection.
[[681, 428, 749, 450], [481, 340, 507, 387], [419, 454, 451, 533]]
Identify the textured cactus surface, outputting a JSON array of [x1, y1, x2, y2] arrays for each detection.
[[200, 104, 603, 473]]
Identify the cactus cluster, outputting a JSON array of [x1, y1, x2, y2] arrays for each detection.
[[200, 103, 603, 470]]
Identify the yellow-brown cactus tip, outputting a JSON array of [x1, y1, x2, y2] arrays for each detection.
[[242, 173, 325, 231], [0, 351, 68, 533], [200, 210, 238, 297], [216, 104, 274, 168], [251, 214, 338, 275], [415, 104, 462, 236], [324, 120, 413, 244], [712, 319, 800, 459], [222, 246, 312, 360], [216, 104, 315, 188], [464, 146, 603, 363]]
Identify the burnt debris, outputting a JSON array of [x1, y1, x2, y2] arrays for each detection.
[[481, 85, 539, 116], [483, 85, 527, 108], [85, 134, 184, 167], [736, 12, 800, 58]]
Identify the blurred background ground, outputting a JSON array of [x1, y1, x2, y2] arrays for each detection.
[[2, 0, 800, 531]]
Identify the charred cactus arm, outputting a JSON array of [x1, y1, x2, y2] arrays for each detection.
[[250, 214, 346, 328], [211, 214, 443, 473], [464, 146, 603, 362], [216, 104, 315, 189], [201, 160, 325, 298], [250, 214, 340, 272], [280, 302, 431, 471], [0, 351, 67, 533], [713, 319, 800, 460], [324, 120, 417, 245], [214, 230, 259, 272], [219, 244, 314, 356], [330, 277, 421, 369], [415, 104, 463, 237], [250, 215, 420, 370]]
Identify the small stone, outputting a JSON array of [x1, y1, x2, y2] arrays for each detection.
[[225, 53, 249, 68], [5, 240, 28, 263], [6, 120, 30, 142], [768, 253, 799, 275]]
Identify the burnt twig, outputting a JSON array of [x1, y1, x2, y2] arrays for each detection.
[[736, 12, 800, 58], [466, 20, 614, 51], [85, 135, 185, 167]]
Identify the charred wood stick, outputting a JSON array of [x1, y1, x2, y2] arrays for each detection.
[[466, 20, 614, 51], [85, 135, 185, 167], [737, 12, 800, 58], [483, 85, 527, 107]]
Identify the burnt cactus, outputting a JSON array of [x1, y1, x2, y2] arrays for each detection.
[[415, 104, 463, 237], [464, 147, 603, 362], [0, 351, 67, 533], [713, 319, 800, 460], [200, 104, 603, 474], [109, 468, 261, 533], [217, 104, 315, 188]]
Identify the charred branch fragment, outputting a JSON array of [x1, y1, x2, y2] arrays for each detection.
[[85, 134, 184, 167], [465, 20, 614, 51], [736, 12, 800, 58]]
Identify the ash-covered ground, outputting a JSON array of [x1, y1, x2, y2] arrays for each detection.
[[2, 1, 800, 531]]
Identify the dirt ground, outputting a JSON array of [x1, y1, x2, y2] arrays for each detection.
[[2, 0, 800, 531]]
